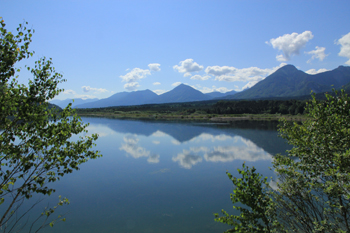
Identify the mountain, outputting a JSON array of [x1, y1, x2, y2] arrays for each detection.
[[76, 84, 213, 108], [225, 65, 350, 99], [50, 98, 99, 108], [205, 91, 227, 98], [151, 84, 212, 104], [75, 89, 158, 108], [205, 90, 238, 98]]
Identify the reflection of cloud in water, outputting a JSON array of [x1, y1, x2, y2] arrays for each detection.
[[147, 154, 160, 163], [269, 180, 279, 191], [120, 135, 160, 163], [197, 133, 233, 142], [85, 124, 115, 137], [204, 145, 272, 162], [172, 150, 203, 169], [172, 136, 272, 168], [151, 130, 167, 137], [119, 135, 150, 159], [152, 141, 160, 145], [171, 139, 181, 145], [189, 147, 209, 153]]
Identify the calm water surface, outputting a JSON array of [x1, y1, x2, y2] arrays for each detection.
[[28, 118, 290, 233]]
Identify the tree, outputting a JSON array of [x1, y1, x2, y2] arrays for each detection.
[[0, 19, 101, 232], [214, 164, 284, 232], [215, 90, 350, 232]]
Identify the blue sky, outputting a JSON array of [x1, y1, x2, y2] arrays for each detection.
[[2, 0, 350, 100]]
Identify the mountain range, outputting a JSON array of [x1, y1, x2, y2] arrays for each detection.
[[50, 98, 99, 108], [51, 64, 350, 109], [224, 65, 350, 99]]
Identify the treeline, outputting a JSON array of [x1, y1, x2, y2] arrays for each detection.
[[208, 99, 306, 115], [76, 99, 307, 115]]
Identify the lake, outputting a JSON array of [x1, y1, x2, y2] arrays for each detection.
[[19, 117, 291, 233]]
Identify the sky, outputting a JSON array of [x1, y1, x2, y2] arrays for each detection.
[[2, 0, 350, 100]]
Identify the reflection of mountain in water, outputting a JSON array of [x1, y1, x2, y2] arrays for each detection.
[[82, 117, 291, 156]]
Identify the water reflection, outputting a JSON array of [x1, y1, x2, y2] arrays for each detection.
[[39, 118, 292, 233], [172, 137, 272, 169], [119, 134, 160, 164], [85, 118, 286, 169], [172, 150, 203, 169]]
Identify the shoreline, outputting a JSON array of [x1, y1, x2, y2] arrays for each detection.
[[76, 112, 306, 122]]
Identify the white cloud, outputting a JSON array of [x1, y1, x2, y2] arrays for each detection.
[[204, 66, 236, 76], [206, 63, 287, 83], [152, 141, 160, 145], [153, 89, 167, 95], [276, 55, 288, 62], [75, 94, 97, 100], [173, 59, 204, 76], [198, 86, 233, 94], [305, 46, 328, 63], [124, 82, 140, 91], [337, 32, 350, 65], [305, 68, 328, 75], [81, 86, 109, 93], [153, 82, 161, 85], [120, 68, 151, 83], [269, 31, 314, 61], [190, 75, 211, 81], [148, 63, 161, 71], [184, 72, 191, 77], [242, 81, 259, 90], [172, 82, 182, 87], [62, 89, 76, 95]]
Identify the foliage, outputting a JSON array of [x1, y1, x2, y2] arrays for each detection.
[[0, 19, 101, 232], [214, 164, 283, 232], [215, 90, 350, 232], [209, 99, 306, 115]]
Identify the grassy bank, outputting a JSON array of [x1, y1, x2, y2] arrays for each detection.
[[76, 110, 306, 122]]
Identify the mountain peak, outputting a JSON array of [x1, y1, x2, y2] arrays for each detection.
[[278, 64, 298, 72], [174, 83, 189, 88]]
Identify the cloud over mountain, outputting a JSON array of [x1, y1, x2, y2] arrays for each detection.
[[123, 82, 140, 91], [268, 31, 314, 61], [306, 46, 328, 63], [173, 59, 204, 77], [205, 64, 287, 83], [337, 32, 350, 65], [172, 82, 182, 87], [82, 86, 109, 93], [120, 68, 151, 91], [190, 74, 211, 80], [305, 68, 328, 75]]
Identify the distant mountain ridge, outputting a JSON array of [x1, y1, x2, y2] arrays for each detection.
[[225, 65, 350, 100], [50, 98, 99, 109], [60, 64, 350, 109], [76, 89, 158, 108], [74, 84, 237, 108], [150, 84, 212, 104]]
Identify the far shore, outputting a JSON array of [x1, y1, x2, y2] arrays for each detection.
[[76, 112, 306, 122]]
